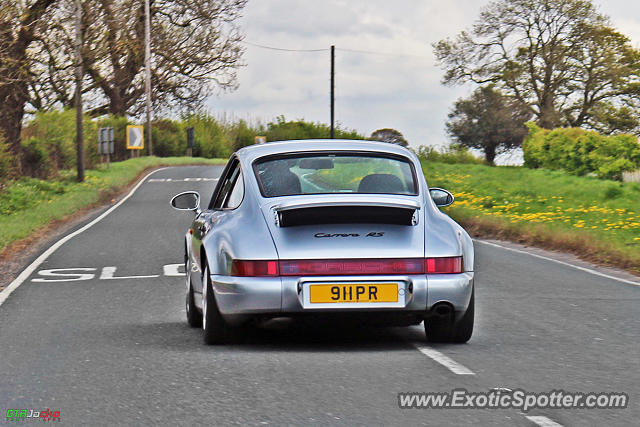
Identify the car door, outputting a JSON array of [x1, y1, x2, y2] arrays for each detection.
[[190, 157, 242, 294]]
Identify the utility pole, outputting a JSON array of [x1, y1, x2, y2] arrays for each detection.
[[74, 0, 84, 182], [330, 45, 335, 139], [144, 0, 152, 156]]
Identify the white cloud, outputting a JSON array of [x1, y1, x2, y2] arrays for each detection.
[[209, 0, 640, 149]]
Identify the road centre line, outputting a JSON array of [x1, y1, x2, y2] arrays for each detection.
[[0, 168, 170, 307], [525, 415, 564, 427], [475, 240, 640, 287], [412, 343, 475, 375]]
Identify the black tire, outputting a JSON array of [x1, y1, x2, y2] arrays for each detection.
[[425, 288, 474, 343], [202, 265, 228, 345], [185, 256, 202, 328], [425, 312, 454, 343], [186, 287, 202, 328], [451, 289, 474, 343]]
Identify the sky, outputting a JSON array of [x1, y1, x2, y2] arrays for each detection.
[[208, 0, 640, 161]]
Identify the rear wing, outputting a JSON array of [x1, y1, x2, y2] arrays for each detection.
[[271, 196, 421, 227]]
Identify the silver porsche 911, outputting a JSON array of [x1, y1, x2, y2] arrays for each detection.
[[170, 139, 474, 344]]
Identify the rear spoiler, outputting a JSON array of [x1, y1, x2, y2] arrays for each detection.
[[271, 196, 421, 227]]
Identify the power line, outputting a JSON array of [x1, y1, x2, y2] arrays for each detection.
[[242, 40, 430, 58], [241, 40, 328, 52], [336, 47, 430, 59]]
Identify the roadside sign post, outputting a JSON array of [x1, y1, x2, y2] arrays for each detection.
[[186, 127, 194, 157], [126, 125, 144, 158], [98, 127, 115, 168]]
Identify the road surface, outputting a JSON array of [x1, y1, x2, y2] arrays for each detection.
[[1, 166, 638, 426]]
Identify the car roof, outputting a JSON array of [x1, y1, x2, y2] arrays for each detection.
[[235, 139, 417, 163]]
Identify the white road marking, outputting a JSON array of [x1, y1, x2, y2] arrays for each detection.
[[99, 267, 159, 280], [0, 168, 170, 307], [163, 263, 185, 277], [147, 178, 218, 182], [526, 415, 564, 427], [31, 268, 97, 282], [29, 263, 183, 282], [412, 343, 475, 375], [476, 240, 640, 287]]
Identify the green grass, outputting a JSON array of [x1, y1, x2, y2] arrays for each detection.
[[422, 161, 640, 273], [0, 156, 226, 253]]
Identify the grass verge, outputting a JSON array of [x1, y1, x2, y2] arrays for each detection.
[[422, 161, 640, 276], [0, 156, 226, 257]]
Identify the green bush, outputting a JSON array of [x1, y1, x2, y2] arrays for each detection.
[[21, 109, 100, 176], [21, 137, 53, 178], [414, 143, 484, 164], [182, 112, 232, 159], [151, 119, 185, 157], [229, 119, 258, 151], [264, 115, 365, 141], [523, 122, 640, 180]]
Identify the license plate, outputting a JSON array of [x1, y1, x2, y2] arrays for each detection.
[[309, 283, 398, 304]]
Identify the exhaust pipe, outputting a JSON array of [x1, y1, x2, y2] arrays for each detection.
[[431, 302, 453, 318]]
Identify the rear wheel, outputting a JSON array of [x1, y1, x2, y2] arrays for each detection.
[[202, 265, 229, 345], [425, 289, 474, 343]]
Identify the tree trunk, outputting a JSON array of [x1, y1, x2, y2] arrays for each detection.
[[484, 145, 496, 166], [0, 76, 29, 174], [538, 96, 560, 129]]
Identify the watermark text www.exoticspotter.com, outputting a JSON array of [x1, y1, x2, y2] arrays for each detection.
[[398, 389, 628, 412]]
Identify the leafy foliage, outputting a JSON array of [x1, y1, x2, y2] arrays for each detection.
[[370, 128, 408, 146], [434, 0, 640, 131], [263, 116, 365, 142], [414, 143, 483, 165], [522, 122, 640, 180], [20, 110, 100, 178], [446, 86, 530, 164]]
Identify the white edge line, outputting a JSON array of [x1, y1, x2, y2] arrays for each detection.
[[0, 168, 170, 307], [475, 240, 640, 287], [412, 343, 475, 375], [525, 415, 564, 427]]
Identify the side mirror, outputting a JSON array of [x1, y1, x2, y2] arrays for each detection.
[[171, 191, 201, 212], [429, 188, 454, 207]]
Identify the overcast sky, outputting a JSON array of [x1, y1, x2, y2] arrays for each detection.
[[209, 0, 640, 155]]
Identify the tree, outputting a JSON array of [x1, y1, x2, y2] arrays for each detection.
[[0, 0, 59, 173], [433, 0, 640, 131], [370, 128, 408, 147], [33, 0, 247, 117], [446, 86, 530, 165]]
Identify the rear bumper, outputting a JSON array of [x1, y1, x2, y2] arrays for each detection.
[[211, 272, 474, 319]]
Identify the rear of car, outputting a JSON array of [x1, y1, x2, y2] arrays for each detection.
[[175, 141, 473, 342]]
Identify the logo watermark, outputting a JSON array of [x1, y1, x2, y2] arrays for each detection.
[[6, 408, 61, 422], [398, 388, 628, 412]]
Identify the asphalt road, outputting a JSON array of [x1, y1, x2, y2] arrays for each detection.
[[1, 166, 639, 426]]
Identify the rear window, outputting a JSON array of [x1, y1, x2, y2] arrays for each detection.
[[254, 153, 417, 197]]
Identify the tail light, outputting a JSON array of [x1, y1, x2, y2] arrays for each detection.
[[231, 260, 278, 277], [230, 256, 462, 276], [425, 256, 462, 274]]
